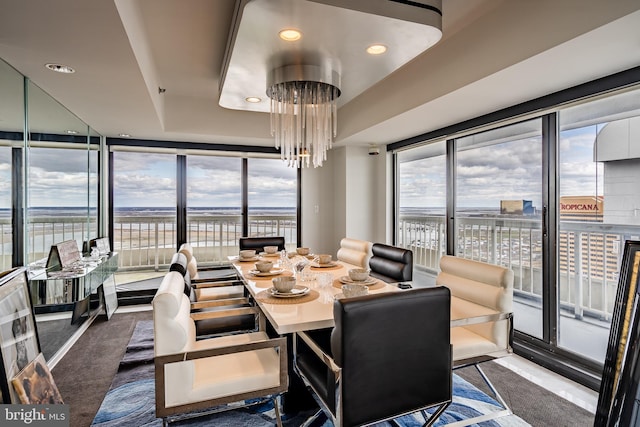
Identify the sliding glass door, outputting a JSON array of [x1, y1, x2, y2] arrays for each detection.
[[455, 119, 544, 339], [557, 87, 640, 363], [396, 141, 447, 272]]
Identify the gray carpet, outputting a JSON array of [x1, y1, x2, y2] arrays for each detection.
[[456, 363, 594, 427], [51, 310, 153, 427]]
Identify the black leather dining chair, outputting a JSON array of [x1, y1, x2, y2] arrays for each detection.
[[294, 287, 452, 427], [239, 236, 286, 253], [368, 243, 413, 283]]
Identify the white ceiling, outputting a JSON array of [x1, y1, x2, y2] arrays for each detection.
[[1, 0, 639, 148]]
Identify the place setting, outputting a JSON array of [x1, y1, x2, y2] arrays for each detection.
[[309, 254, 342, 270], [256, 276, 319, 304], [234, 249, 260, 262], [333, 268, 384, 291], [258, 245, 281, 258], [247, 261, 293, 286]]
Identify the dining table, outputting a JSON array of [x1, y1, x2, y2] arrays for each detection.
[[229, 251, 401, 335]]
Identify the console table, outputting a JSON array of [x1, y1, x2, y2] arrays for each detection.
[[28, 252, 119, 323]]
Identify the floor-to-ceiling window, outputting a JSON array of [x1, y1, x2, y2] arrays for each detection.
[[396, 141, 447, 271], [186, 155, 242, 262], [455, 119, 544, 339], [110, 147, 299, 273], [247, 157, 297, 251], [392, 74, 640, 389]]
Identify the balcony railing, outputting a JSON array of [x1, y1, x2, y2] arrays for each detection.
[[1, 214, 297, 273], [112, 214, 297, 270], [398, 214, 640, 322], [4, 211, 636, 323]]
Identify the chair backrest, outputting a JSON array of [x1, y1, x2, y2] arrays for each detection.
[[239, 236, 285, 253], [368, 243, 413, 282], [330, 287, 451, 426], [335, 237, 372, 268], [436, 255, 513, 356], [169, 252, 193, 300], [169, 252, 188, 276], [178, 243, 193, 263], [152, 271, 196, 357], [436, 255, 513, 314]]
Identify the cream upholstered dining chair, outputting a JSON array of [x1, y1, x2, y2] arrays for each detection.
[[335, 237, 372, 268], [435, 254, 514, 423], [294, 287, 452, 427], [153, 271, 287, 426]]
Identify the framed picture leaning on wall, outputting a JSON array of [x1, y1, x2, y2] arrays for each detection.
[[595, 240, 640, 426], [0, 267, 41, 403]]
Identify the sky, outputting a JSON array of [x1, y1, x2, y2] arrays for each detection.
[[399, 125, 604, 211], [0, 123, 613, 211], [0, 148, 298, 209]]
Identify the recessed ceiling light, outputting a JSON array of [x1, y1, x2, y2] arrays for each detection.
[[65, 130, 78, 135], [118, 133, 131, 138], [245, 97, 261, 103], [45, 63, 75, 74], [366, 44, 387, 55], [278, 29, 301, 42]]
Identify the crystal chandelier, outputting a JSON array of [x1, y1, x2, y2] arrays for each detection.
[[267, 65, 341, 168]]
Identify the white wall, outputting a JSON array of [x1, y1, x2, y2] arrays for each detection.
[[301, 145, 389, 256], [604, 159, 640, 225]]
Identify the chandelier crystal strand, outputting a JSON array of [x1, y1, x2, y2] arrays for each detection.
[[269, 75, 339, 168]]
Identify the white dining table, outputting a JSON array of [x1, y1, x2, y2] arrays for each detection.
[[229, 254, 400, 335]]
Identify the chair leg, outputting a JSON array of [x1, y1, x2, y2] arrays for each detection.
[[299, 409, 324, 427], [445, 364, 512, 427], [273, 396, 283, 427], [421, 402, 450, 427]]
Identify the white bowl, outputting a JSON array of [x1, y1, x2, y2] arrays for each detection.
[[255, 261, 273, 273], [264, 245, 279, 254], [296, 247, 310, 256], [273, 276, 296, 293], [239, 249, 256, 259], [317, 254, 332, 264], [348, 268, 369, 282]]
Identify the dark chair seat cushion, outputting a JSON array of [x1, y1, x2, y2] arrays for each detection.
[[193, 305, 256, 337]]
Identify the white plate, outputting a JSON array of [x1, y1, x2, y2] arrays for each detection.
[[310, 261, 339, 268], [237, 256, 259, 262], [260, 252, 281, 257], [249, 268, 285, 277], [338, 276, 376, 285], [269, 286, 310, 298]]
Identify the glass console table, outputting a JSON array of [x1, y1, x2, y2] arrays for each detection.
[[27, 252, 119, 323]]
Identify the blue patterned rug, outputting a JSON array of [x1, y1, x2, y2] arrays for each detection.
[[91, 321, 530, 426]]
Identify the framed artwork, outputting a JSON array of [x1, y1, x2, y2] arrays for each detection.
[[0, 267, 41, 403], [11, 352, 63, 404], [595, 240, 640, 426]]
